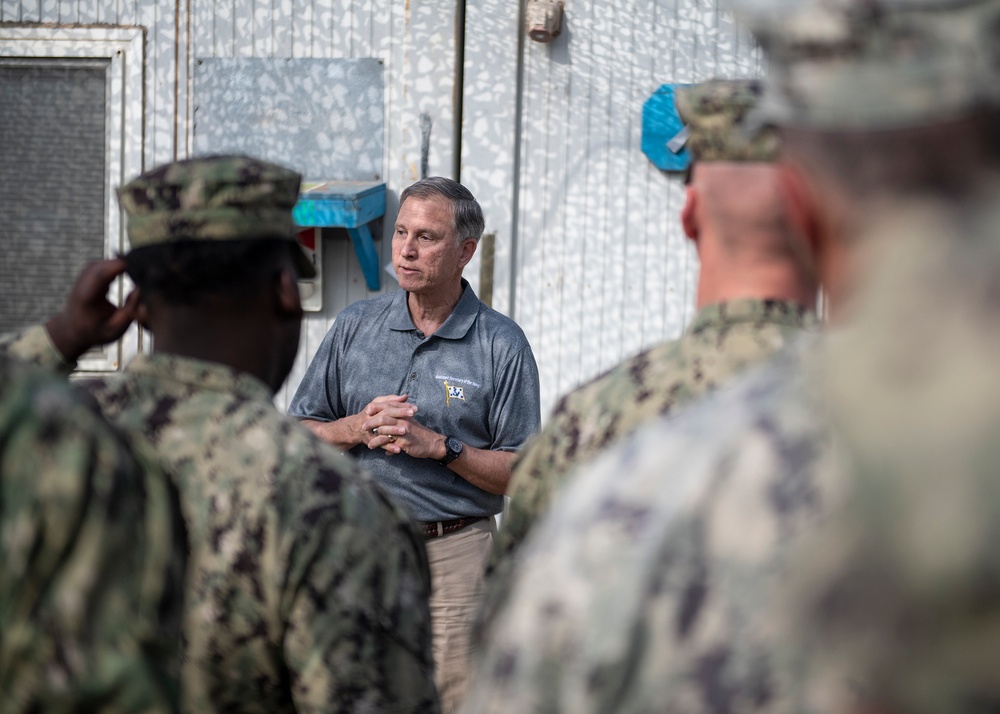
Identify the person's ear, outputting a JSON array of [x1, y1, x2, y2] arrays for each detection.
[[458, 238, 478, 270], [681, 186, 699, 241], [135, 300, 151, 331], [275, 268, 304, 318], [777, 161, 822, 255]]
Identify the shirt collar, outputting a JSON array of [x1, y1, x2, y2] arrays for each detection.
[[125, 352, 275, 404], [387, 279, 481, 339], [688, 297, 815, 334]]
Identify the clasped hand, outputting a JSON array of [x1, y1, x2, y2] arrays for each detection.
[[357, 394, 440, 459]]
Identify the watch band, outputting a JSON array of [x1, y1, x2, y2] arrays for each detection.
[[437, 436, 463, 466]]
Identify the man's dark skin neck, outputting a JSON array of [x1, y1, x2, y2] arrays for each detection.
[[139, 278, 301, 395]]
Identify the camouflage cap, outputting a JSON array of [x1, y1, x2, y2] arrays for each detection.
[[674, 79, 780, 161], [118, 154, 316, 278], [728, 0, 1000, 130]]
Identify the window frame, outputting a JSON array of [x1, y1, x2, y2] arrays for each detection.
[[0, 25, 145, 371]]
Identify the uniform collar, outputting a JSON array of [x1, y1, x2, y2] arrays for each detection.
[[688, 297, 815, 333], [387, 279, 481, 339], [125, 352, 275, 403]]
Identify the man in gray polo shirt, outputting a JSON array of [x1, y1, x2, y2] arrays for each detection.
[[289, 176, 541, 713]]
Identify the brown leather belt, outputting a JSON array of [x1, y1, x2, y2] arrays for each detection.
[[421, 516, 487, 539]]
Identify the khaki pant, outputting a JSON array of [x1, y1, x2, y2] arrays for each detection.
[[425, 518, 495, 714]]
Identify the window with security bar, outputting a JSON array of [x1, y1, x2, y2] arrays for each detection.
[[0, 58, 108, 337], [0, 26, 145, 372]]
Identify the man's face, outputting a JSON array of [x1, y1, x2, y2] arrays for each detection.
[[393, 195, 476, 296]]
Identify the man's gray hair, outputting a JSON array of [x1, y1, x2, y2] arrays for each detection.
[[400, 176, 486, 243]]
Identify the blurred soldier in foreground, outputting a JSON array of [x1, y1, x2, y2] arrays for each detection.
[[0, 265, 186, 713], [487, 79, 818, 601], [772, 200, 1000, 714], [10, 155, 440, 712], [460, 0, 1000, 712]]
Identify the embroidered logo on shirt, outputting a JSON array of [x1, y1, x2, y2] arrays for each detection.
[[444, 381, 465, 406]]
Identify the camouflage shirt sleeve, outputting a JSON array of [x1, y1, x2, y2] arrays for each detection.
[[0, 359, 186, 713], [0, 324, 74, 375]]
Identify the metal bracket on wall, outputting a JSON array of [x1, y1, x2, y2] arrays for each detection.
[[526, 0, 564, 42], [293, 181, 386, 291]]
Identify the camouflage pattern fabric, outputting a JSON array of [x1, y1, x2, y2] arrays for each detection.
[[462, 337, 847, 714], [489, 299, 814, 582], [0, 324, 73, 375], [118, 154, 315, 278], [81, 353, 439, 713], [674, 79, 780, 162], [732, 0, 1000, 130], [462, 0, 1000, 710], [772, 192, 1000, 714], [0, 356, 186, 714]]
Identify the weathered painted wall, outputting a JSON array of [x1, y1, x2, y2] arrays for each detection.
[[1, 0, 463, 409], [2, 0, 761, 418], [179, 0, 464, 408], [465, 0, 763, 415]]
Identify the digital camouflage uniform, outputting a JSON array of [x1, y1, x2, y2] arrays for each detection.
[[774, 197, 1000, 714], [491, 299, 814, 576], [486, 79, 812, 620], [10, 321, 439, 713], [463, 337, 846, 714], [10, 156, 439, 713], [0, 322, 74, 375], [0, 354, 186, 714], [84, 353, 438, 713], [462, 1, 1000, 712]]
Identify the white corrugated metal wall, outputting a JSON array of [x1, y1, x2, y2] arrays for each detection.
[[464, 0, 763, 415], [176, 0, 466, 408], [0, 0, 464, 407], [0, 0, 761, 418]]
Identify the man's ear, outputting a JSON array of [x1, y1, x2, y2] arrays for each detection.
[[458, 238, 478, 271], [135, 300, 152, 331], [776, 161, 822, 255], [681, 186, 699, 241], [275, 268, 304, 318]]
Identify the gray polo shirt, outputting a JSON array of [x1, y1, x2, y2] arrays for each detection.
[[289, 281, 541, 522]]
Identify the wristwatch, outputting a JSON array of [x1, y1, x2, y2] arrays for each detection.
[[437, 436, 464, 466]]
